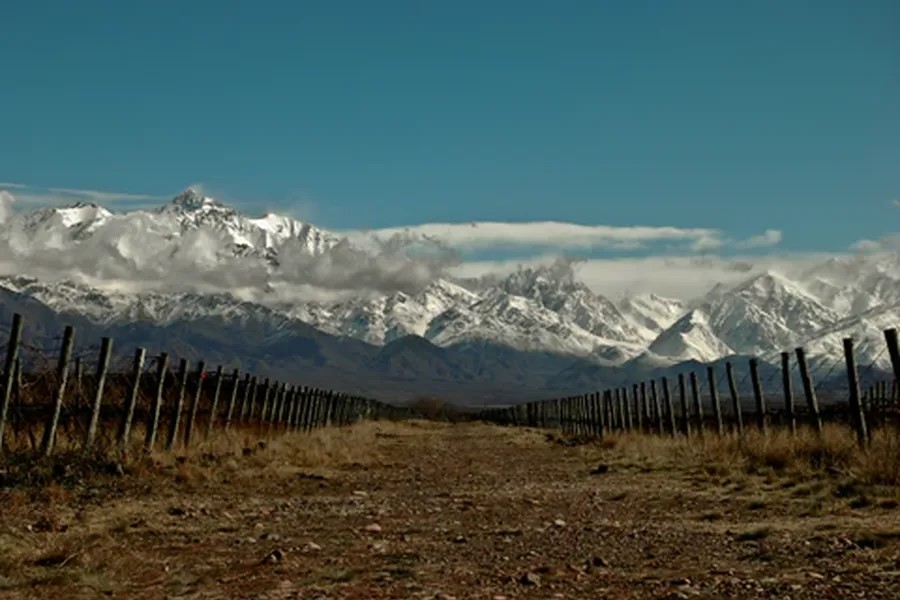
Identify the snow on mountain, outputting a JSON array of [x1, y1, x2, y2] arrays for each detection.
[[498, 263, 645, 343], [645, 309, 734, 363], [616, 293, 687, 341], [800, 252, 900, 314], [6, 188, 340, 264], [1, 189, 897, 373], [778, 301, 900, 371], [287, 279, 478, 345], [424, 287, 644, 361]]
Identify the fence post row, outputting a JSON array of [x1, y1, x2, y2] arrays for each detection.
[[1, 313, 899, 457]]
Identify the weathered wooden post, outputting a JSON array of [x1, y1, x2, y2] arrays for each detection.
[[84, 337, 113, 451], [622, 386, 633, 431], [224, 369, 241, 429], [183, 361, 206, 448], [246, 376, 259, 421], [843, 338, 869, 448], [650, 380, 663, 434], [690, 371, 703, 435], [632, 383, 642, 431], [640, 381, 649, 432], [166, 358, 189, 450], [145, 352, 168, 450], [267, 383, 283, 435], [256, 378, 271, 428], [0, 313, 24, 453], [780, 352, 796, 435], [749, 358, 767, 434], [117, 347, 147, 454], [707, 366, 724, 435], [661, 377, 676, 436], [725, 361, 744, 436], [677, 373, 690, 436], [886, 329, 900, 391], [795, 347, 823, 434], [238, 374, 253, 423], [41, 325, 76, 457], [206, 365, 225, 438]]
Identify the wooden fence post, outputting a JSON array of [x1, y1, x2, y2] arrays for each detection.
[[795, 347, 823, 434], [639, 381, 648, 432], [84, 337, 113, 451], [843, 337, 869, 448], [166, 359, 189, 450], [725, 361, 744, 437], [145, 352, 168, 450], [622, 386, 633, 431], [780, 352, 796, 435], [661, 377, 676, 435], [224, 369, 241, 429], [749, 358, 767, 434], [707, 366, 724, 436], [690, 371, 703, 435], [206, 365, 224, 438], [183, 361, 206, 448], [0, 313, 24, 453], [116, 347, 146, 455], [632, 383, 642, 431], [41, 325, 76, 457], [885, 329, 900, 390], [650, 380, 663, 434], [678, 373, 690, 436]]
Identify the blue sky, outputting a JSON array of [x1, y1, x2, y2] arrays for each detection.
[[1, 0, 898, 263]]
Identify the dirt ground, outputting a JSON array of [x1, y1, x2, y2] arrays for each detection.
[[2, 420, 900, 599]]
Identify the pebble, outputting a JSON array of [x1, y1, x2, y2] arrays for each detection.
[[553, 519, 567, 528], [519, 572, 541, 586], [363, 523, 383, 533]]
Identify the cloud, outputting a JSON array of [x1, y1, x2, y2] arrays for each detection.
[[450, 252, 838, 300], [851, 234, 900, 253], [0, 182, 27, 189], [46, 187, 160, 202], [1, 183, 164, 211], [344, 221, 725, 254], [893, 199, 900, 207], [735, 229, 783, 249], [0, 191, 15, 224]]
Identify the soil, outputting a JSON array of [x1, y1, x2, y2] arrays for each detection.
[[2, 421, 899, 599]]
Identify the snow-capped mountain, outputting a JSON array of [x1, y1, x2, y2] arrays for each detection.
[[7, 188, 340, 263], [287, 279, 478, 345], [0, 188, 897, 378]]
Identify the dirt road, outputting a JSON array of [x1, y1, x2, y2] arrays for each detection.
[[2, 421, 899, 599]]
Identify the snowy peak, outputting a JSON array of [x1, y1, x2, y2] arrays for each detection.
[[164, 188, 225, 213], [646, 309, 734, 363]]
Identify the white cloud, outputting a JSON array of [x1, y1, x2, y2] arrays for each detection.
[[46, 187, 160, 202], [450, 252, 838, 300], [344, 221, 726, 253], [1, 183, 163, 210], [735, 229, 783, 249], [851, 234, 900, 253], [893, 199, 900, 207], [0, 191, 15, 224]]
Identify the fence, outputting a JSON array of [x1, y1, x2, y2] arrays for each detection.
[[0, 313, 415, 460], [479, 329, 900, 448]]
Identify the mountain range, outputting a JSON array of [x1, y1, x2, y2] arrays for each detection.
[[0, 188, 896, 404]]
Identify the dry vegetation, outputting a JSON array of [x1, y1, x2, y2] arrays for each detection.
[[1, 420, 900, 599]]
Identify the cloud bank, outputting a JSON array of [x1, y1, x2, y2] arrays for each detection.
[[0, 185, 893, 303]]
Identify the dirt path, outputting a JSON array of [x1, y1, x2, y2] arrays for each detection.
[[2, 421, 900, 599]]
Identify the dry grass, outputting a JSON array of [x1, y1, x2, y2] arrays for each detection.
[[578, 423, 900, 519]]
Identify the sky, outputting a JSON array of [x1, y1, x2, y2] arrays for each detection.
[[1, 0, 898, 294]]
